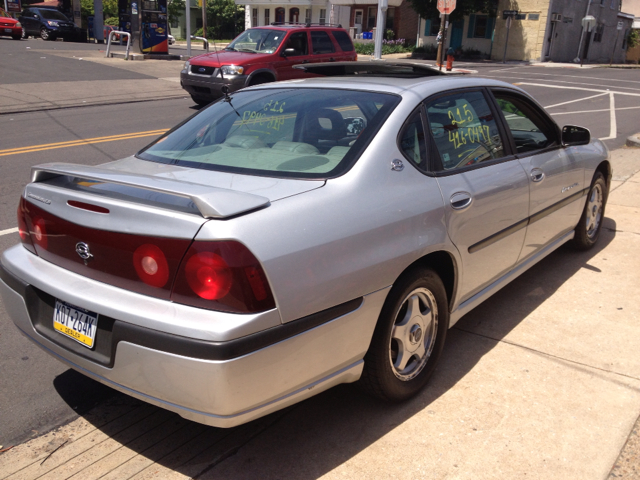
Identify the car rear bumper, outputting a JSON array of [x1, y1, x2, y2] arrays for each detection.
[[180, 70, 247, 100], [1, 244, 387, 427]]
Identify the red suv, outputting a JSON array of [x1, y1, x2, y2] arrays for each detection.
[[180, 24, 357, 106]]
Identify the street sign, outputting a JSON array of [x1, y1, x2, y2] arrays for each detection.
[[617, 21, 624, 30], [582, 15, 596, 32], [503, 10, 518, 18], [6, 0, 21, 13], [437, 0, 456, 15]]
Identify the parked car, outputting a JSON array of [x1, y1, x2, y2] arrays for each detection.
[[168, 33, 175, 45], [0, 8, 22, 40], [103, 25, 124, 42], [19, 6, 81, 41], [1, 63, 610, 428], [180, 24, 357, 106]]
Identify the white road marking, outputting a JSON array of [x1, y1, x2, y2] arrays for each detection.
[[515, 83, 640, 97], [544, 93, 608, 109], [489, 66, 523, 72], [487, 76, 640, 92], [599, 92, 617, 141], [549, 105, 640, 115], [0, 227, 18, 236], [506, 70, 640, 85]]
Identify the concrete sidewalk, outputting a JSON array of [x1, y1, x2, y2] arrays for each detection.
[[0, 146, 639, 479]]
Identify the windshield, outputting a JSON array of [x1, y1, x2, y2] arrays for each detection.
[[40, 9, 71, 21], [227, 29, 286, 54], [0, 9, 11, 18], [138, 88, 400, 179]]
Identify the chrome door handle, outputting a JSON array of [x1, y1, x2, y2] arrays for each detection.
[[530, 169, 545, 183], [450, 192, 472, 210]]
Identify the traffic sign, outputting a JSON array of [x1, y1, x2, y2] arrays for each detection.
[[437, 0, 456, 15], [503, 10, 518, 19]]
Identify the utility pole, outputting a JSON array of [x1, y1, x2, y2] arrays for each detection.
[[574, 0, 593, 62], [201, 0, 206, 40]]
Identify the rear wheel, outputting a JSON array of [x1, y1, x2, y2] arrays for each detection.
[[190, 94, 210, 107], [572, 171, 607, 250], [359, 268, 448, 402]]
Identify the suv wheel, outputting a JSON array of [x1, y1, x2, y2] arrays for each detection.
[[40, 27, 55, 41]]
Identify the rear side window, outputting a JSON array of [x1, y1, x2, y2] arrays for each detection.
[[425, 90, 505, 171], [311, 31, 335, 54], [331, 30, 354, 52], [398, 110, 427, 170]]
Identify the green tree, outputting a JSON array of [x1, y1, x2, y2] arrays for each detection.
[[408, 0, 498, 22], [205, 0, 243, 39], [168, 0, 185, 31], [80, 0, 117, 25]]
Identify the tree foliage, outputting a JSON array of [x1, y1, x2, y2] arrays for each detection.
[[167, 0, 185, 30], [408, 0, 498, 21], [205, 0, 244, 39], [80, 0, 118, 23]]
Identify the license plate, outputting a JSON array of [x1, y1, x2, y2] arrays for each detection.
[[53, 300, 98, 349], [4, 28, 11, 32]]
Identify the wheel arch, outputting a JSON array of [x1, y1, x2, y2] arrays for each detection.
[[395, 250, 458, 320], [595, 160, 612, 192], [245, 69, 277, 87]]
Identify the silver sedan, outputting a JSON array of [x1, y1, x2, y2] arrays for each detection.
[[0, 65, 610, 427]]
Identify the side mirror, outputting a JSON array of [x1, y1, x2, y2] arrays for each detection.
[[562, 125, 590, 146], [282, 48, 296, 57]]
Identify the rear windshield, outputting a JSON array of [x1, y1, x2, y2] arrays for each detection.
[[226, 28, 285, 54], [138, 88, 400, 179], [40, 9, 71, 20]]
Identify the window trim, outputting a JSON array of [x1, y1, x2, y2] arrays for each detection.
[[396, 105, 429, 173], [421, 87, 517, 177], [488, 87, 563, 160]]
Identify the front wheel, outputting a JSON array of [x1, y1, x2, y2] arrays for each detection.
[[190, 94, 210, 107], [40, 27, 55, 41], [572, 171, 607, 250], [359, 268, 448, 402]]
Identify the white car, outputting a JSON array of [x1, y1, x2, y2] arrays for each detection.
[[168, 34, 175, 45]]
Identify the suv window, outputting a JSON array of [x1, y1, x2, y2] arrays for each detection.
[[492, 92, 558, 154], [311, 31, 335, 54], [227, 28, 286, 54], [139, 88, 400, 179], [331, 30, 354, 52], [39, 9, 69, 20], [426, 91, 505, 171], [282, 31, 308, 56]]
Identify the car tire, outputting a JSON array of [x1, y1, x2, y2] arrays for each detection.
[[40, 27, 55, 41], [190, 94, 210, 107], [572, 171, 607, 250], [359, 267, 448, 402], [248, 75, 273, 86]]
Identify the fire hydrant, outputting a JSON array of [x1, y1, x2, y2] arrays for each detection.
[[446, 47, 454, 72]]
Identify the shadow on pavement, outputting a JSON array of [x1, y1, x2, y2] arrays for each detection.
[[51, 222, 616, 478]]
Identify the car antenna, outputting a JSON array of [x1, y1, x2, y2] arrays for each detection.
[[212, 37, 223, 80]]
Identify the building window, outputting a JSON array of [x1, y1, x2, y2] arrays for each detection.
[[473, 15, 488, 37], [622, 28, 629, 48], [367, 7, 376, 30], [264, 8, 270, 25], [275, 7, 284, 23], [430, 17, 441, 35], [354, 9, 362, 26], [385, 7, 395, 30], [593, 22, 604, 42], [528, 13, 540, 21], [319, 9, 326, 25], [305, 8, 311, 24], [252, 8, 258, 27]]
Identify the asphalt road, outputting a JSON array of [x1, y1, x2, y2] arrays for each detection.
[[0, 41, 639, 448]]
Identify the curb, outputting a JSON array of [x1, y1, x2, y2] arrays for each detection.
[[626, 133, 640, 148]]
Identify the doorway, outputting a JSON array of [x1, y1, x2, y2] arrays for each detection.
[[449, 19, 464, 50], [289, 8, 299, 23], [275, 7, 284, 23]]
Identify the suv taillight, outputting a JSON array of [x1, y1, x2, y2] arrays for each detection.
[[17, 198, 36, 254], [171, 240, 275, 314]]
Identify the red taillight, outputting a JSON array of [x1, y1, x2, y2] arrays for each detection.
[[133, 244, 170, 288], [31, 216, 48, 250], [184, 252, 233, 300], [17, 199, 36, 254], [172, 241, 275, 313]]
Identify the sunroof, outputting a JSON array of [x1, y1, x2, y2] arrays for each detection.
[[293, 62, 454, 77]]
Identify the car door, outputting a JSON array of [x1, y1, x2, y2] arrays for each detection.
[[309, 30, 338, 63], [424, 89, 530, 303], [490, 89, 585, 263], [273, 31, 310, 81]]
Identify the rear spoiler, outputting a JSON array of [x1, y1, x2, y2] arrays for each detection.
[[31, 163, 270, 219]]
